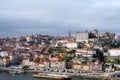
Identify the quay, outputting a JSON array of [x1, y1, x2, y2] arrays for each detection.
[[0, 67, 120, 80], [0, 67, 23, 73]]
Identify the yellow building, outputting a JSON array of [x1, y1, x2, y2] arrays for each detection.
[[73, 63, 89, 71]]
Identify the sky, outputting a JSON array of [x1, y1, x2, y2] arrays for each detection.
[[0, 0, 120, 37]]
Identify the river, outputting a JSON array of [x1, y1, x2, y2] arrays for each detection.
[[0, 72, 102, 80]]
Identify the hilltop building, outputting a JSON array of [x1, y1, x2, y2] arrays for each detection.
[[108, 48, 120, 57], [76, 31, 89, 42]]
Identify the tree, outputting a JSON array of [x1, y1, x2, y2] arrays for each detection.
[[81, 57, 89, 64], [67, 49, 76, 57], [93, 49, 104, 61], [63, 55, 72, 62], [76, 55, 81, 59], [89, 32, 97, 38], [22, 65, 29, 73], [104, 57, 120, 65]]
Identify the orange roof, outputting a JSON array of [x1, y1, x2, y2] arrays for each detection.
[[39, 61, 44, 64], [109, 48, 120, 50]]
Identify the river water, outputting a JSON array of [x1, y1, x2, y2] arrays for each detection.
[[0, 72, 102, 80]]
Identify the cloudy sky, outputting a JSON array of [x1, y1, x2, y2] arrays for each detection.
[[0, 0, 120, 37]]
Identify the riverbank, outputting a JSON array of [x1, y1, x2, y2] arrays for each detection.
[[78, 72, 120, 80], [0, 67, 120, 80], [0, 71, 103, 80]]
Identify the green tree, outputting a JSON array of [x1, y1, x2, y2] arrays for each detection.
[[89, 32, 97, 38], [63, 56, 72, 62], [67, 49, 76, 56], [76, 55, 80, 59], [22, 65, 29, 73], [104, 57, 120, 65]]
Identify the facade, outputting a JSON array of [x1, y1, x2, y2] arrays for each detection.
[[2, 57, 10, 66], [49, 57, 66, 69], [67, 41, 78, 49], [0, 51, 9, 57], [50, 61, 65, 69], [88, 38, 99, 44], [55, 40, 67, 47], [76, 32, 89, 42], [38, 60, 50, 69], [89, 60, 104, 72], [72, 63, 89, 71], [108, 48, 120, 56], [75, 48, 96, 57], [22, 57, 36, 69], [55, 42, 67, 47]]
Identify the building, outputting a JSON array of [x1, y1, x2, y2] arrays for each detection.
[[66, 41, 78, 49], [76, 32, 89, 42], [72, 63, 89, 71], [22, 57, 36, 69], [88, 38, 99, 44], [75, 48, 96, 57], [55, 42, 67, 47], [108, 48, 120, 56], [89, 60, 104, 72], [38, 60, 50, 69], [2, 56, 10, 67], [0, 51, 9, 57], [49, 57, 66, 69], [55, 40, 67, 47], [50, 61, 66, 69]]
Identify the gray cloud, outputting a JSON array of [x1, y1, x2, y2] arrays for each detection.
[[0, 0, 120, 37]]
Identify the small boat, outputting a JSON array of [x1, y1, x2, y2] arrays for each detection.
[[32, 73, 71, 80], [9, 71, 16, 74], [9, 70, 23, 74]]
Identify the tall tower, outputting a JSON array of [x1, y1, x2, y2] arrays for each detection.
[[68, 31, 74, 42], [69, 31, 71, 38]]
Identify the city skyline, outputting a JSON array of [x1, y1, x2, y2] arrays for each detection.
[[0, 0, 120, 37]]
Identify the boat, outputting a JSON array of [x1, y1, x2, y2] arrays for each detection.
[[9, 70, 23, 74], [32, 73, 71, 80]]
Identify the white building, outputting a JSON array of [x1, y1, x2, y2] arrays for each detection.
[[76, 32, 89, 42], [67, 41, 78, 49], [38, 61, 50, 69], [50, 61, 66, 69], [103, 52, 109, 57], [0, 51, 9, 57], [108, 48, 120, 56], [115, 35, 120, 42], [76, 48, 96, 57], [55, 40, 67, 47]]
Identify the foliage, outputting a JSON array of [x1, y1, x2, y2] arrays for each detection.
[[48, 47, 66, 54], [89, 32, 97, 38], [109, 42, 120, 48], [81, 57, 89, 64], [63, 55, 72, 62], [116, 68, 120, 71], [68, 49, 76, 54], [76, 55, 81, 59], [22, 65, 29, 72], [104, 57, 120, 65], [92, 49, 104, 61]]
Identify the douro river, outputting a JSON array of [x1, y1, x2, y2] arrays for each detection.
[[0, 72, 102, 80]]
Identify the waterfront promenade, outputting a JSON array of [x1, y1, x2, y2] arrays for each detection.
[[0, 67, 120, 79]]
